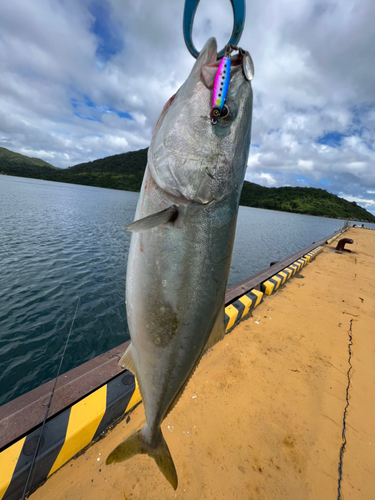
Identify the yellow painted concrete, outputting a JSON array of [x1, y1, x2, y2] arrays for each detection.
[[48, 386, 107, 476], [31, 227, 375, 500], [0, 437, 26, 500]]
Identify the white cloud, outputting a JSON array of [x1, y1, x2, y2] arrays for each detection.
[[0, 0, 374, 213], [298, 160, 314, 170], [339, 193, 375, 212], [245, 171, 278, 186]]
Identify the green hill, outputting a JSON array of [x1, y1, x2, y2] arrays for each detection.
[[0, 146, 59, 179], [57, 149, 148, 191], [239, 182, 375, 222], [1, 146, 374, 222]]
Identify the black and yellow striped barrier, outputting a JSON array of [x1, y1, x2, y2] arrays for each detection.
[[260, 247, 324, 295], [225, 289, 264, 332], [304, 245, 323, 262], [326, 228, 347, 245], [0, 373, 141, 500], [261, 258, 305, 295]]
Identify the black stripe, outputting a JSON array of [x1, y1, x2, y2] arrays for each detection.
[[270, 278, 280, 292], [269, 277, 280, 290], [94, 373, 136, 439], [247, 291, 263, 309], [224, 313, 230, 329], [261, 278, 277, 294], [275, 273, 286, 284], [231, 299, 246, 320], [3, 408, 71, 500]]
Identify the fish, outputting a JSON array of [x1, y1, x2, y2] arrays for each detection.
[[106, 37, 253, 489]]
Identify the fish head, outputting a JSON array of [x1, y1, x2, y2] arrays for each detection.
[[148, 37, 253, 205]]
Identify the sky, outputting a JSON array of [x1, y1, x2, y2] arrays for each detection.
[[0, 0, 374, 214]]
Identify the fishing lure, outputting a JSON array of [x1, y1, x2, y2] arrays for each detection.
[[211, 52, 231, 124], [211, 45, 254, 124]]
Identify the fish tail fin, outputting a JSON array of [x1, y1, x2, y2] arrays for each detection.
[[106, 427, 178, 490], [149, 429, 178, 490], [106, 429, 145, 463]]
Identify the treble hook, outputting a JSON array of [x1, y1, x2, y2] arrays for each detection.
[[183, 0, 246, 59]]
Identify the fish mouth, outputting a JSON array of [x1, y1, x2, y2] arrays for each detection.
[[195, 37, 218, 70], [200, 46, 246, 91]]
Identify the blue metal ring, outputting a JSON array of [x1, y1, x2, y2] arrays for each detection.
[[183, 0, 246, 59]]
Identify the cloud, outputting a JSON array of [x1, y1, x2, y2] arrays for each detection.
[[0, 0, 374, 214]]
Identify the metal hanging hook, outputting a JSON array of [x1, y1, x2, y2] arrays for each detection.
[[183, 0, 246, 59]]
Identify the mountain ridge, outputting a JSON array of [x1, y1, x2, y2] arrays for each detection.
[[1, 146, 374, 222]]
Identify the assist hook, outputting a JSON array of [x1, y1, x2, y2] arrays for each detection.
[[183, 0, 246, 59]]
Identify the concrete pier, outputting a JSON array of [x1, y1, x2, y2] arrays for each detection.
[[30, 227, 375, 500]]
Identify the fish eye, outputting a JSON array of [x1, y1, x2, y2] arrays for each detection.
[[220, 105, 229, 119]]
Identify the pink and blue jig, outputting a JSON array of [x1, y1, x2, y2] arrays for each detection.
[[211, 55, 231, 124], [210, 45, 254, 124]]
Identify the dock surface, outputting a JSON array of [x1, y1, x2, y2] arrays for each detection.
[[31, 227, 375, 500]]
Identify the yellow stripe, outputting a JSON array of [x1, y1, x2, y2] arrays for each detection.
[[238, 294, 253, 318], [125, 377, 142, 412], [293, 261, 301, 271], [284, 267, 293, 278], [278, 271, 288, 284], [0, 437, 26, 500], [272, 275, 282, 290], [48, 385, 107, 476], [289, 264, 298, 275], [225, 304, 239, 330], [252, 289, 263, 307], [262, 280, 275, 295]]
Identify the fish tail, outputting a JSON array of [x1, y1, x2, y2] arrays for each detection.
[[106, 427, 178, 490]]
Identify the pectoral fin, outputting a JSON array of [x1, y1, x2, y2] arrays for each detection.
[[120, 343, 137, 373], [123, 206, 178, 232]]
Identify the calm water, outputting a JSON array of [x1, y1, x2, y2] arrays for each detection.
[[1, 175, 373, 406]]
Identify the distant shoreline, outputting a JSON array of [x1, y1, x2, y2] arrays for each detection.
[[2, 172, 374, 225], [1, 146, 374, 223]]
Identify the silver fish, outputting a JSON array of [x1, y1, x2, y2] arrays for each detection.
[[106, 38, 253, 489]]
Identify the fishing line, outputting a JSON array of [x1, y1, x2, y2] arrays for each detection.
[[21, 288, 83, 500]]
